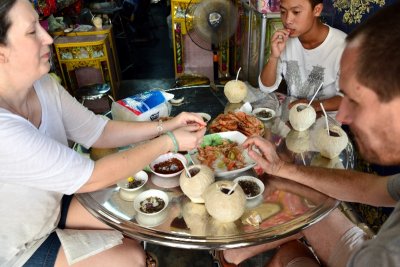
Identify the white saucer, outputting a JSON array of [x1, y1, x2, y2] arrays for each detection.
[[135, 209, 168, 227], [150, 173, 180, 188]]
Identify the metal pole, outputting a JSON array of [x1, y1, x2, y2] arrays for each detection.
[[246, 9, 253, 82], [259, 13, 268, 76]]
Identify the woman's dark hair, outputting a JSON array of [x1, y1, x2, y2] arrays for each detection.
[[0, 0, 17, 45]]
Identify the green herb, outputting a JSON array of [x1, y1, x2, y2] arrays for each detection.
[[201, 134, 224, 147]]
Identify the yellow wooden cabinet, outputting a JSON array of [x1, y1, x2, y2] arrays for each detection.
[[54, 34, 118, 98]]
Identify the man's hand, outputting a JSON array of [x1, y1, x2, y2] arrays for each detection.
[[242, 136, 285, 176]]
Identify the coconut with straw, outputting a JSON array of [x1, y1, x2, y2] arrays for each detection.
[[224, 67, 248, 103], [314, 103, 349, 159]]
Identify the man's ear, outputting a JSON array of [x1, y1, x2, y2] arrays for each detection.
[[313, 3, 323, 17]]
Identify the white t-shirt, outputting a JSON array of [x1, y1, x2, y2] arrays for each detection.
[[259, 26, 347, 101], [0, 74, 108, 266]]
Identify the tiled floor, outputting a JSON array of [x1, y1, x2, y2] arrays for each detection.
[[114, 2, 275, 266]]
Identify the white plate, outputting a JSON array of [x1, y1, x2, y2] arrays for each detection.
[[252, 108, 276, 121], [189, 131, 256, 178]]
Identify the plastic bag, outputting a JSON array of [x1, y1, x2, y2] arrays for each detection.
[[111, 90, 173, 121]]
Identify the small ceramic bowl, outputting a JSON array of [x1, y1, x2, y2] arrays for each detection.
[[233, 176, 265, 200], [149, 153, 187, 178], [134, 189, 169, 227], [252, 108, 276, 121], [117, 171, 148, 201]]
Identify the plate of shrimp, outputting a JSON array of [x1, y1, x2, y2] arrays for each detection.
[[208, 111, 265, 137]]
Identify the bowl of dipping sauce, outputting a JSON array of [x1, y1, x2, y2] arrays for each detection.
[[134, 189, 169, 226], [149, 153, 187, 178], [252, 108, 276, 121], [233, 176, 265, 200], [117, 171, 148, 201]]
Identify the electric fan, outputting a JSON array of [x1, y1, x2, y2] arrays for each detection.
[[185, 0, 238, 82]]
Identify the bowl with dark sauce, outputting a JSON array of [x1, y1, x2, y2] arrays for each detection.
[[233, 176, 265, 200], [117, 171, 148, 201], [149, 153, 187, 178], [252, 108, 276, 121], [134, 189, 169, 226]]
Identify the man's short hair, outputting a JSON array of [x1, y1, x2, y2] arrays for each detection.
[[346, 2, 400, 102]]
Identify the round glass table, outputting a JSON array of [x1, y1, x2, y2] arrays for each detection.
[[76, 85, 353, 250]]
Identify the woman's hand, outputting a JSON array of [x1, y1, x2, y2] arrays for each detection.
[[270, 29, 290, 59], [242, 136, 284, 176], [167, 112, 206, 130], [172, 125, 206, 152]]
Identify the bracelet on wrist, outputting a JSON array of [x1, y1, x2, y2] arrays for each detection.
[[165, 131, 179, 153], [156, 119, 163, 136]]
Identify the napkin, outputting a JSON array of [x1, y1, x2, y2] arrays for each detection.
[[56, 229, 123, 265]]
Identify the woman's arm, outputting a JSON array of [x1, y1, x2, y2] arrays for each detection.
[[78, 124, 206, 192], [92, 112, 205, 148]]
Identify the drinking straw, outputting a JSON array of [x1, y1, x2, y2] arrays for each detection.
[[300, 152, 306, 166], [307, 82, 324, 108], [319, 102, 330, 135], [181, 160, 192, 178], [236, 67, 242, 82], [228, 183, 238, 195]]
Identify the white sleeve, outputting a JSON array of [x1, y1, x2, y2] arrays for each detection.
[[49, 78, 109, 148], [0, 115, 93, 194]]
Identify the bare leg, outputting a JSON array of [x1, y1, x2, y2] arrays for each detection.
[[64, 196, 110, 229], [301, 208, 356, 266], [54, 196, 147, 267], [266, 240, 319, 267], [223, 233, 303, 265]]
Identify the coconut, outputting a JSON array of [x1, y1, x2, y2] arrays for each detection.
[[203, 180, 246, 223], [180, 165, 215, 203], [310, 154, 345, 169], [224, 80, 248, 103], [182, 201, 209, 235], [288, 103, 316, 131], [206, 218, 239, 236], [224, 102, 243, 113], [285, 129, 310, 153], [314, 125, 348, 159]]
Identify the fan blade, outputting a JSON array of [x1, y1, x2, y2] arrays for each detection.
[[187, 0, 238, 49]]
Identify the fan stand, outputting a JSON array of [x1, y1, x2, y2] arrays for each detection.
[[184, 0, 238, 85]]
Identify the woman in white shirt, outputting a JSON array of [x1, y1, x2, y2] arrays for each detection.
[[0, 0, 205, 266]]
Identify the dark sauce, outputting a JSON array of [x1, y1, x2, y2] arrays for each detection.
[[154, 158, 184, 174], [127, 180, 144, 189], [140, 197, 165, 213], [328, 130, 340, 137], [189, 168, 200, 177], [256, 110, 272, 119], [221, 188, 233, 194], [238, 180, 260, 197]]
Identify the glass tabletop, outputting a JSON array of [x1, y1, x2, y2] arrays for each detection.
[[76, 85, 352, 250]]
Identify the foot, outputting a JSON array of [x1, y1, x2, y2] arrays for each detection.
[[146, 251, 158, 267], [210, 250, 237, 267]]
